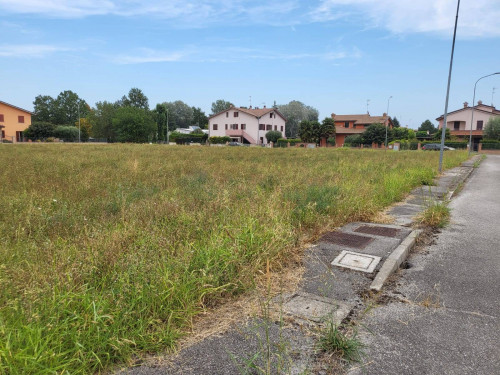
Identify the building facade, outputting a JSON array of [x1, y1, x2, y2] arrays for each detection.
[[208, 106, 286, 145], [437, 101, 500, 148], [331, 112, 392, 146], [0, 100, 32, 143]]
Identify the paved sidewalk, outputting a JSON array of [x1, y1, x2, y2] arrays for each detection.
[[349, 155, 500, 375]]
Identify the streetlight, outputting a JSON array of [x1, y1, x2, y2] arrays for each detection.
[[78, 101, 81, 143], [385, 96, 392, 149], [438, 0, 460, 173], [166, 108, 169, 144], [469, 72, 500, 155]]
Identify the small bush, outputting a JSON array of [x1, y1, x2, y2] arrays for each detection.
[[276, 138, 301, 147], [317, 321, 365, 363], [418, 202, 450, 228], [265, 130, 282, 143], [327, 137, 336, 146], [209, 136, 231, 144], [344, 134, 362, 146]]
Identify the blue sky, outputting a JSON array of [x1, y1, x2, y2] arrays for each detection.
[[1, 0, 499, 129]]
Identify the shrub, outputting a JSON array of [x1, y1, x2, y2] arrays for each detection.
[[209, 136, 231, 144], [54, 125, 79, 142], [23, 121, 55, 140], [276, 138, 301, 147], [327, 137, 336, 146], [483, 117, 500, 140], [175, 133, 208, 145], [344, 134, 362, 146], [265, 130, 282, 143]]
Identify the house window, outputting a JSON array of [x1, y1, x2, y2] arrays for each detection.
[[241, 124, 246, 130], [226, 112, 229, 118], [270, 113, 273, 118], [230, 124, 238, 130], [260, 137, 264, 144], [274, 125, 277, 131], [225, 124, 228, 130], [0, 114, 4, 122], [259, 124, 265, 130], [353, 124, 357, 129], [344, 121, 349, 128], [16, 131, 23, 142], [454, 121, 460, 130], [234, 112, 239, 117], [18, 116, 25, 123], [281, 126, 283, 132], [477, 120, 483, 130], [266, 125, 272, 131], [213, 124, 218, 130]]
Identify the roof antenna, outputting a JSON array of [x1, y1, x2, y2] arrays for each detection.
[[366, 99, 370, 115], [249, 95, 252, 109], [492, 87, 497, 107]]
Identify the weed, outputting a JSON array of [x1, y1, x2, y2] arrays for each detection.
[[316, 321, 365, 363], [417, 202, 450, 228]]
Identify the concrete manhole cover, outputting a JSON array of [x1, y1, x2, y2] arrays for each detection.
[[282, 293, 351, 323], [319, 231, 373, 249], [331, 250, 381, 273], [354, 225, 401, 238]]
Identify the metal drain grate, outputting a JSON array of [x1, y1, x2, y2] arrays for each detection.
[[354, 225, 401, 238], [320, 231, 373, 249]]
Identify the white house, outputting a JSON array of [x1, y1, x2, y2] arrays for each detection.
[[208, 105, 286, 145], [176, 125, 209, 135], [437, 100, 500, 149]]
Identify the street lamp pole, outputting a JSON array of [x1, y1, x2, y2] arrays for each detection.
[[438, 0, 460, 173], [78, 101, 81, 143], [469, 72, 500, 155], [385, 96, 392, 150], [166, 108, 169, 144]]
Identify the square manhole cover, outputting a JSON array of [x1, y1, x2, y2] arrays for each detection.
[[282, 293, 351, 323], [354, 225, 402, 238], [320, 231, 373, 249], [332, 251, 381, 273]]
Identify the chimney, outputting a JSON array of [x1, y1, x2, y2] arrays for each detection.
[[331, 113, 336, 118], [478, 100, 483, 105], [383, 112, 387, 117], [464, 102, 468, 108], [249, 105, 252, 109]]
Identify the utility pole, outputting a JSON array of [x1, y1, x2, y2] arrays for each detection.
[[78, 101, 81, 143]]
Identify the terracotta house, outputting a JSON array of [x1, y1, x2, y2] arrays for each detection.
[[0, 100, 32, 143], [436, 101, 500, 149], [208, 105, 286, 145], [332, 112, 392, 146]]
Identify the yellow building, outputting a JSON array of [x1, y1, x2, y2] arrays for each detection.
[[0, 100, 32, 143]]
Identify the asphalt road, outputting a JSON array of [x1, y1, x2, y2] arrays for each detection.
[[350, 155, 500, 375]]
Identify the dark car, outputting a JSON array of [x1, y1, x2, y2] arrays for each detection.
[[422, 143, 455, 151]]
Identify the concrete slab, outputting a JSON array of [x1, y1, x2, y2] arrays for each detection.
[[282, 292, 352, 324], [331, 251, 381, 273], [342, 222, 412, 240]]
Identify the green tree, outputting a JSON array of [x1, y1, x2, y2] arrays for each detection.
[[278, 101, 319, 138], [192, 107, 208, 128], [153, 103, 168, 142], [344, 134, 363, 146], [164, 101, 194, 130], [319, 117, 336, 140], [53, 90, 89, 125], [483, 117, 500, 140], [88, 101, 118, 141], [32, 95, 55, 123], [23, 121, 56, 140], [392, 116, 401, 128], [211, 99, 234, 115], [120, 88, 149, 110], [298, 120, 321, 143], [362, 123, 387, 144], [433, 128, 451, 140], [418, 120, 438, 134], [112, 107, 156, 143], [265, 130, 282, 143]]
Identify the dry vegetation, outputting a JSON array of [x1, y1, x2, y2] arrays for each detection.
[[0, 144, 468, 373]]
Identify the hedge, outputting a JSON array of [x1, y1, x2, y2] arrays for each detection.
[[175, 133, 208, 145], [276, 138, 301, 147], [209, 136, 231, 144], [481, 140, 500, 150]]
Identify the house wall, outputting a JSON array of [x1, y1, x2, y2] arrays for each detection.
[[438, 108, 498, 131], [209, 109, 285, 145], [0, 102, 31, 143]]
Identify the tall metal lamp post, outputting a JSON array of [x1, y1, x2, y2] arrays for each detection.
[[166, 108, 169, 144], [438, 0, 460, 173], [78, 101, 81, 143], [385, 96, 392, 149], [469, 72, 500, 155]]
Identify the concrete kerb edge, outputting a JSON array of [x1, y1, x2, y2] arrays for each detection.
[[369, 230, 422, 292]]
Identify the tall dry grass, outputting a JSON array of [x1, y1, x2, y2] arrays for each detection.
[[0, 145, 468, 373]]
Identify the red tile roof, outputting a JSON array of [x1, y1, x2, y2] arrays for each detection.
[[333, 113, 390, 125]]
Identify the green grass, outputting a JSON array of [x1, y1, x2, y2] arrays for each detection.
[[0, 145, 468, 373], [316, 321, 365, 363], [418, 201, 451, 228]]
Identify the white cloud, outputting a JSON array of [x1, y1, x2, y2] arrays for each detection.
[[0, 44, 71, 57], [311, 0, 500, 38], [113, 48, 187, 64]]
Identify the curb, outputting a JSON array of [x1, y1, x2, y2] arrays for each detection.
[[370, 230, 422, 292], [446, 166, 474, 200]]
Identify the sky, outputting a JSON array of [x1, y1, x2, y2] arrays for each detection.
[[1, 0, 499, 129]]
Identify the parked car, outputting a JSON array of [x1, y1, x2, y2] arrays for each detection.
[[228, 142, 244, 146], [422, 143, 455, 151]]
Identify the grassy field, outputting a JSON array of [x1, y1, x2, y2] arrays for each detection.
[[0, 145, 468, 374]]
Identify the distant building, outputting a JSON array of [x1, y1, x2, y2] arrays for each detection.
[[331, 112, 392, 146], [176, 126, 209, 135], [0, 100, 32, 143], [437, 101, 500, 148], [208, 105, 286, 145]]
